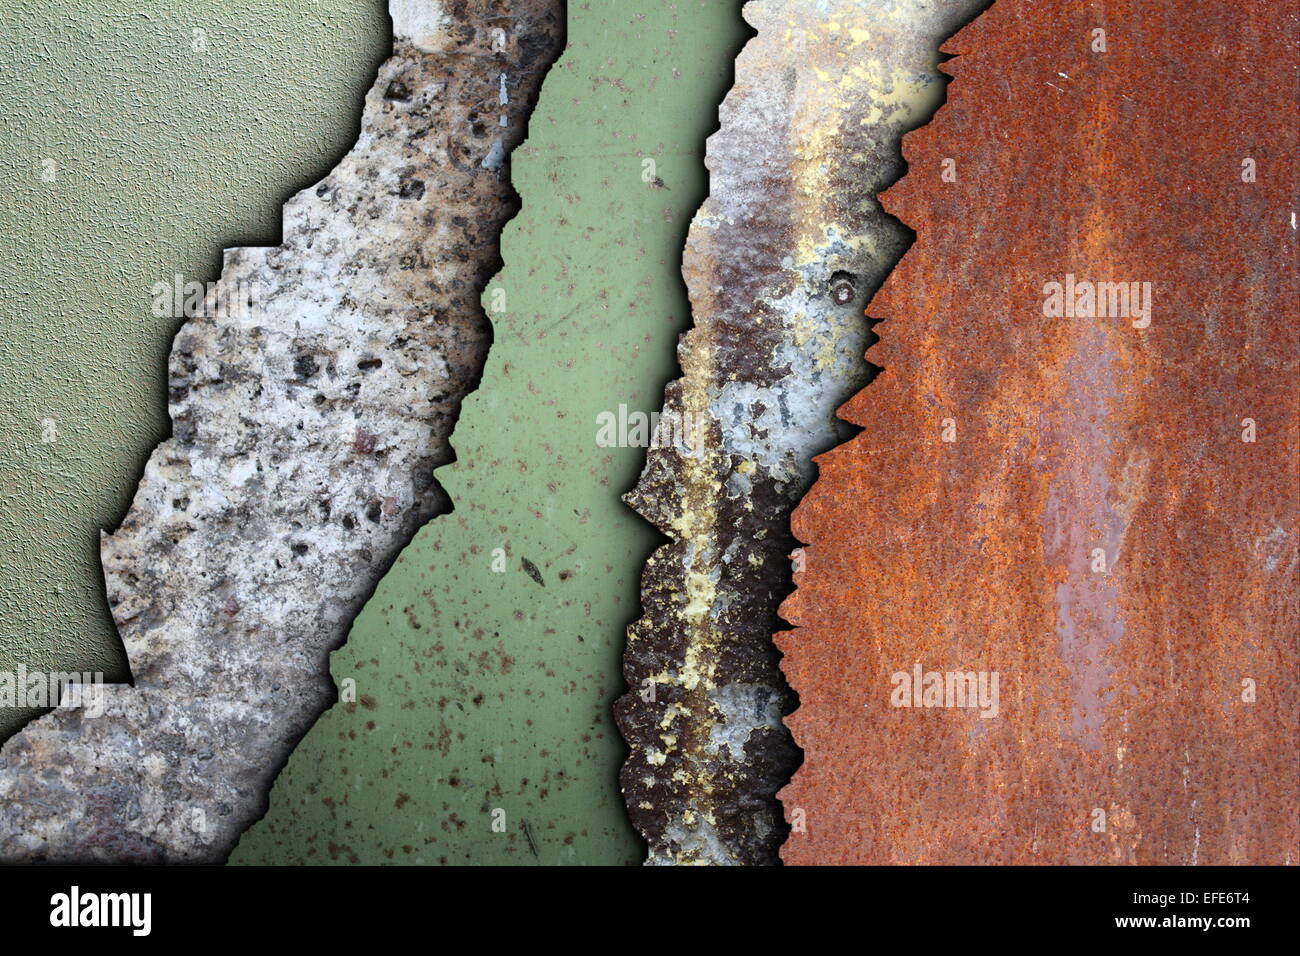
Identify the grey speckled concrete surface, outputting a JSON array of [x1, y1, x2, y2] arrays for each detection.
[[0, 0, 388, 739], [0, 0, 561, 862]]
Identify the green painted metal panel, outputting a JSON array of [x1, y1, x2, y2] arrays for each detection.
[[234, 0, 747, 865]]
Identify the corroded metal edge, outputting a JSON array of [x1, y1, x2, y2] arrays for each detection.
[[778, 0, 1299, 865], [615, 0, 991, 865]]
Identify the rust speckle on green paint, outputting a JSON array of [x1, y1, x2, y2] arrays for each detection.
[[233, 0, 747, 867]]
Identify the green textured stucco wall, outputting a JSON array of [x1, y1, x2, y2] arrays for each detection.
[[234, 0, 748, 865], [0, 0, 387, 736]]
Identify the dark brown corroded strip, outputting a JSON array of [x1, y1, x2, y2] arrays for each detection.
[[616, 0, 991, 865]]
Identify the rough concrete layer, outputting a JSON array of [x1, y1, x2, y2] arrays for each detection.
[[231, 0, 746, 866], [614, 0, 990, 865], [779, 0, 1299, 864], [0, 0, 561, 863], [0, 0, 387, 740]]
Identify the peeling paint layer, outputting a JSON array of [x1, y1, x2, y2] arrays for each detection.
[[0, 0, 387, 741], [780, 0, 1299, 865], [0, 0, 561, 863], [232, 0, 746, 866], [615, 0, 990, 865]]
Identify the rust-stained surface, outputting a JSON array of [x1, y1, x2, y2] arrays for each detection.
[[779, 0, 1300, 865], [616, 0, 990, 865]]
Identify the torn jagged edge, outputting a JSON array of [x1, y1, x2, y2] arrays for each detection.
[[616, 0, 994, 866], [779, 0, 1299, 865], [0, 0, 564, 864], [774, 3, 997, 863]]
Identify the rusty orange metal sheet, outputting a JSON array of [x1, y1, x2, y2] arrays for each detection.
[[778, 0, 1300, 865]]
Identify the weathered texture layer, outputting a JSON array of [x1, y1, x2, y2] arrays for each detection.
[[615, 0, 990, 865], [0, 0, 561, 863], [0, 0, 387, 741], [232, 0, 745, 866], [780, 0, 1299, 864]]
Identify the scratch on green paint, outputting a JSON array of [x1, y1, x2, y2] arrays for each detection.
[[232, 0, 747, 865]]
